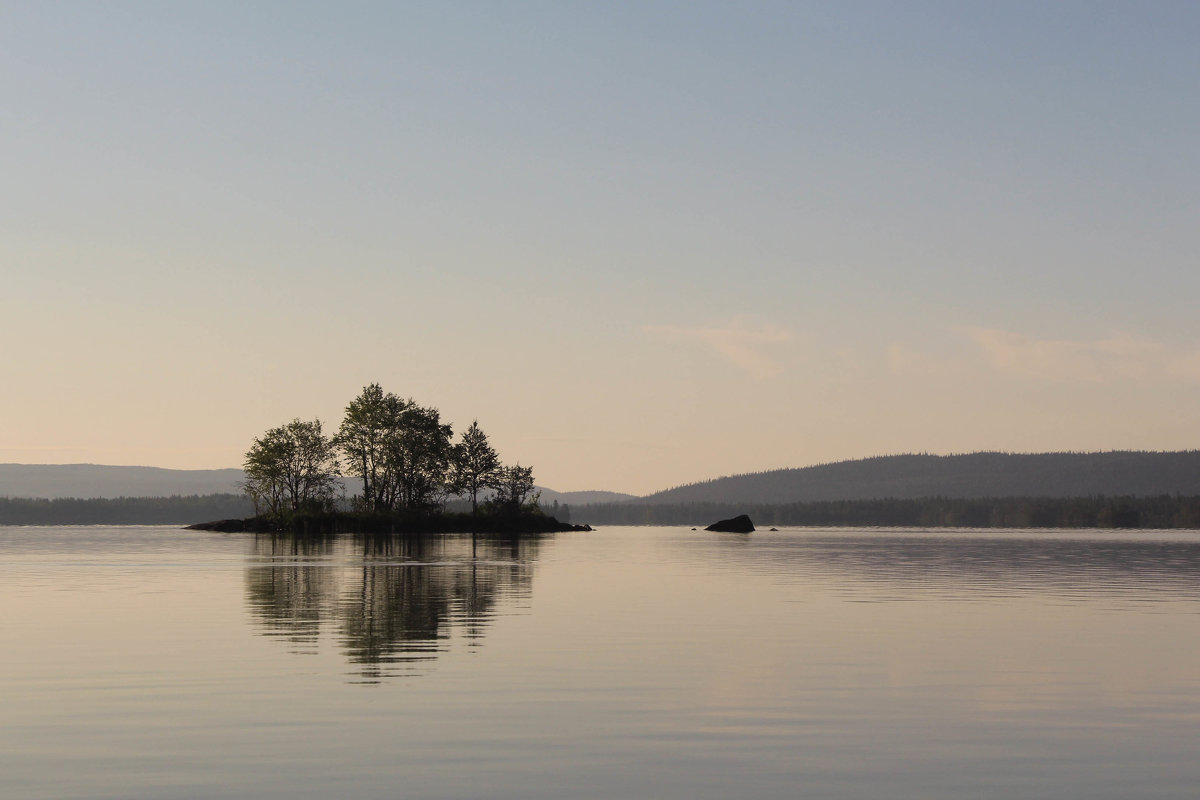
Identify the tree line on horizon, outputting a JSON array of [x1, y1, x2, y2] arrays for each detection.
[[243, 384, 538, 522], [578, 494, 1200, 529], [8, 493, 1200, 529], [0, 494, 254, 525]]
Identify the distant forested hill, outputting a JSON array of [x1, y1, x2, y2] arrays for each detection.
[[535, 488, 635, 505], [0, 464, 245, 499], [638, 452, 1200, 504]]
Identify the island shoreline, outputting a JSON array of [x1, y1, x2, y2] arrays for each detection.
[[187, 511, 591, 535]]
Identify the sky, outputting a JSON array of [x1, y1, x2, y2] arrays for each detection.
[[2, 1, 1199, 495]]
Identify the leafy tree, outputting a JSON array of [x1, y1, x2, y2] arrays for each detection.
[[243, 383, 546, 525], [336, 385, 455, 513], [386, 403, 454, 512], [244, 430, 288, 517], [489, 464, 537, 515], [243, 418, 340, 518], [451, 420, 502, 514], [336, 384, 410, 513]]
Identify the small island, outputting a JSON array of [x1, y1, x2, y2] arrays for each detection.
[[190, 383, 589, 535]]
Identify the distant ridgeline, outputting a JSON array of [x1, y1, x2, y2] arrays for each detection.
[[635, 452, 1200, 504], [578, 451, 1200, 528], [6, 451, 1200, 528], [0, 464, 245, 499]]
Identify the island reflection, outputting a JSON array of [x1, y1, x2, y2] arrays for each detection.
[[245, 532, 544, 681]]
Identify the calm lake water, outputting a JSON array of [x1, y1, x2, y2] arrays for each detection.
[[3, 525, 1200, 799]]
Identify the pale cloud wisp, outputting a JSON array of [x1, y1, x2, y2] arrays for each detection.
[[643, 319, 795, 380], [964, 327, 1200, 383]]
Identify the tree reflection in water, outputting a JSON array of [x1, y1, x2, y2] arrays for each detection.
[[244, 532, 542, 681]]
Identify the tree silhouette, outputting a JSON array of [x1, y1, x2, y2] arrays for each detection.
[[490, 464, 537, 514], [243, 418, 339, 518], [336, 384, 410, 513], [452, 420, 502, 514]]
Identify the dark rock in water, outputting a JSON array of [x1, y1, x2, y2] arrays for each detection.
[[705, 514, 755, 533], [770, 527, 778, 531]]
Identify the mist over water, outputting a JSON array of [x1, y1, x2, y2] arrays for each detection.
[[3, 525, 1200, 799]]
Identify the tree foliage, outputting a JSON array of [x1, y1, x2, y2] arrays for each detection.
[[489, 464, 538, 515], [243, 418, 340, 518], [335, 383, 405, 513], [452, 420, 502, 513], [242, 384, 541, 525], [386, 403, 454, 512], [334, 384, 455, 513]]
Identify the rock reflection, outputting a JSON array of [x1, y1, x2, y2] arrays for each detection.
[[245, 533, 543, 680]]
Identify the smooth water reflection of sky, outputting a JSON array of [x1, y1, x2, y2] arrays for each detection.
[[2, 525, 1200, 799]]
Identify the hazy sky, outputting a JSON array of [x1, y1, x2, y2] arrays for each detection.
[[3, 2, 1198, 494]]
